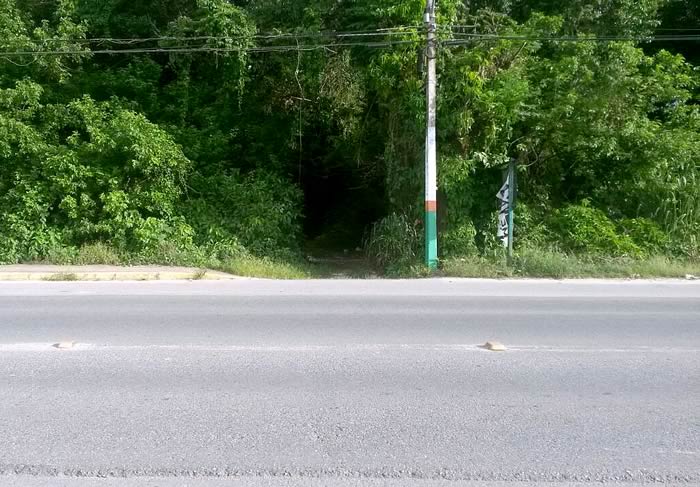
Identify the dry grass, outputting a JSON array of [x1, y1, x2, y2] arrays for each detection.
[[42, 272, 79, 281]]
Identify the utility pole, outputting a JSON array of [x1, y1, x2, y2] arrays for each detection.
[[424, 0, 438, 269]]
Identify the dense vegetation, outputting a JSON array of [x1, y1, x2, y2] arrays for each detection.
[[1, 0, 698, 274]]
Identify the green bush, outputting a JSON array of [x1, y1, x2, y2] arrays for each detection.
[[514, 203, 550, 248], [42, 243, 79, 265], [132, 216, 197, 258], [75, 242, 121, 265], [619, 218, 671, 255], [668, 230, 700, 259], [135, 240, 207, 267], [365, 212, 420, 270], [181, 170, 303, 258], [441, 220, 478, 257], [0, 91, 192, 262], [546, 202, 642, 257], [479, 211, 508, 258], [204, 238, 248, 262]]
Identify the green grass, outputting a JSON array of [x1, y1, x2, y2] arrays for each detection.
[[217, 255, 312, 279], [441, 249, 700, 279], [633, 257, 693, 277], [75, 242, 122, 265], [19, 241, 700, 280], [439, 256, 514, 278], [24, 241, 319, 279]]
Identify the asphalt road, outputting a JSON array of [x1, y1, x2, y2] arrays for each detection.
[[0, 279, 699, 486]]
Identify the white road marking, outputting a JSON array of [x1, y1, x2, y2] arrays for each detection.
[[1, 343, 698, 353]]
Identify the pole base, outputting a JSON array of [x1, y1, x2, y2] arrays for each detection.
[[425, 207, 438, 269]]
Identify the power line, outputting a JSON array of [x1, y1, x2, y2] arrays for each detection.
[[447, 26, 700, 32], [654, 28, 700, 31], [0, 40, 423, 57], [445, 33, 700, 42], [0, 27, 423, 46], [1, 31, 700, 57], [2, 23, 700, 48], [256, 27, 422, 39]]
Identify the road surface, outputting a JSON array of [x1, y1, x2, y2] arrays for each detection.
[[0, 279, 699, 486]]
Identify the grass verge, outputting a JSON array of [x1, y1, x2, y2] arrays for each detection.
[[216, 256, 312, 279], [26, 242, 315, 280], [20, 243, 700, 280], [441, 249, 700, 279]]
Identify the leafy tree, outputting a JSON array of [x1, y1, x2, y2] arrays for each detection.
[[0, 83, 191, 261], [0, 0, 699, 265]]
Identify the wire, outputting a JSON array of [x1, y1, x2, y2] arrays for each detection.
[[1, 29, 700, 58], [654, 28, 700, 31], [0, 56, 40, 66], [1, 27, 424, 46], [256, 27, 422, 39], [445, 33, 700, 42], [0, 39, 423, 56], [446, 25, 700, 32]]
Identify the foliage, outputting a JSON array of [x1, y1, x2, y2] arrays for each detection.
[[546, 202, 641, 257], [365, 213, 420, 270], [75, 242, 122, 265], [0, 83, 191, 262], [0, 0, 699, 269], [441, 220, 479, 258], [443, 250, 700, 279], [512, 202, 550, 248], [182, 170, 303, 257], [218, 255, 311, 279], [512, 247, 580, 279], [619, 218, 671, 255]]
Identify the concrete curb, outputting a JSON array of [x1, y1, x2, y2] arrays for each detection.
[[0, 265, 237, 281]]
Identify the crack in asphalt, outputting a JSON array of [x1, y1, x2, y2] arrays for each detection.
[[1, 465, 699, 483]]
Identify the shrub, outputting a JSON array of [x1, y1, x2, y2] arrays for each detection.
[[441, 220, 478, 257], [479, 211, 508, 257], [75, 242, 122, 265], [365, 212, 420, 270], [181, 170, 303, 257], [546, 202, 641, 257], [204, 238, 247, 262], [43, 244, 79, 265], [514, 203, 550, 248], [0, 92, 192, 262], [618, 218, 670, 255]]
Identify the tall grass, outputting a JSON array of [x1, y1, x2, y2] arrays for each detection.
[[442, 248, 700, 279], [75, 243, 122, 265], [217, 256, 311, 279], [658, 159, 700, 258], [364, 213, 419, 270]]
